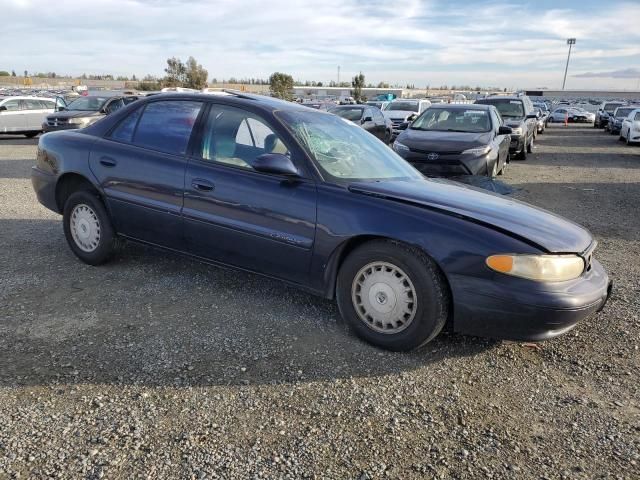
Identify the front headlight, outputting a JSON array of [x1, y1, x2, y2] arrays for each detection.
[[69, 117, 99, 127], [393, 141, 410, 154], [510, 127, 523, 135], [486, 254, 585, 282], [462, 145, 491, 156]]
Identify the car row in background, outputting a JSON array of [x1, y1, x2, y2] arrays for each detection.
[[595, 101, 625, 128], [605, 105, 640, 136], [548, 106, 595, 124]]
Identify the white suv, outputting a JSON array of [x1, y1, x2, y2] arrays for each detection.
[[383, 99, 432, 140]]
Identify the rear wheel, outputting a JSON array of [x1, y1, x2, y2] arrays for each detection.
[[63, 190, 118, 265], [336, 240, 449, 351]]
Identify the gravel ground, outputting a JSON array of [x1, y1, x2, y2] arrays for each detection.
[[0, 125, 638, 479]]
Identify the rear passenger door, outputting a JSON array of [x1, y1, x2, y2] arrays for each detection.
[[88, 100, 203, 248], [183, 103, 317, 284], [0, 99, 26, 132]]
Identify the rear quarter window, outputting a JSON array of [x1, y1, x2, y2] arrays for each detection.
[[131, 101, 202, 155]]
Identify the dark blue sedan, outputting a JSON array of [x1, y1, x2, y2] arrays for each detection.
[[31, 92, 611, 351]]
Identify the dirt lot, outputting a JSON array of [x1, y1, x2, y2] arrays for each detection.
[[0, 124, 638, 479]]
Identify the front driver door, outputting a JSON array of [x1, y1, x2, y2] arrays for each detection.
[[183, 103, 317, 285]]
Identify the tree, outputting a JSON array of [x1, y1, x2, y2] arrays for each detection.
[[351, 72, 365, 103], [0, 71, 9, 76], [269, 72, 294, 100], [377, 81, 389, 88], [183, 56, 208, 89], [11, 70, 16, 77], [164, 57, 186, 87], [24, 70, 28, 77]]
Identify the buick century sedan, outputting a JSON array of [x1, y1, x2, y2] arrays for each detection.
[[31, 92, 611, 351]]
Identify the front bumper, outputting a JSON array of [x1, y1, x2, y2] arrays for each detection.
[[403, 152, 488, 177], [509, 135, 525, 153], [42, 122, 80, 133], [31, 166, 60, 213], [450, 259, 611, 341]]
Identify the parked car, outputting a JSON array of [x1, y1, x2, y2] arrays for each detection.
[[0, 96, 65, 137], [533, 107, 547, 134], [383, 99, 431, 140], [548, 107, 594, 124], [329, 105, 393, 143], [608, 106, 640, 135], [31, 92, 611, 351], [619, 108, 640, 145], [365, 100, 390, 110], [475, 95, 537, 160], [392, 104, 511, 177], [595, 101, 626, 128], [43, 93, 139, 132]]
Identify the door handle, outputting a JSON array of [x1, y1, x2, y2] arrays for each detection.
[[191, 179, 214, 192], [99, 157, 117, 167]]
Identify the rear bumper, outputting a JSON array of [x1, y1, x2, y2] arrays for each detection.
[[450, 259, 611, 341], [31, 166, 60, 213]]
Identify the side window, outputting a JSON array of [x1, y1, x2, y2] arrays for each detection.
[[25, 99, 43, 110], [200, 105, 289, 170], [39, 100, 55, 110], [2, 99, 22, 111], [123, 96, 138, 105], [110, 107, 143, 143], [132, 101, 201, 155], [105, 98, 125, 114], [491, 110, 502, 130], [635, 112, 640, 121]]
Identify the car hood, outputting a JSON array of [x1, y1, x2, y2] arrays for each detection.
[[383, 110, 416, 119], [398, 129, 491, 152], [348, 178, 593, 253], [47, 110, 103, 119]]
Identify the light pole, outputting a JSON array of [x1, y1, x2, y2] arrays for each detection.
[[562, 38, 576, 90]]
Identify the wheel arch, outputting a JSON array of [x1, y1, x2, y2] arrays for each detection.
[[323, 235, 455, 329], [55, 172, 101, 213]]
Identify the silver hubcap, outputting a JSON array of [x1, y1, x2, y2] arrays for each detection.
[[70, 204, 101, 252], [351, 261, 417, 334]]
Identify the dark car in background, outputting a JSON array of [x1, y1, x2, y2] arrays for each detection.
[[328, 105, 393, 143], [43, 92, 139, 132], [607, 106, 639, 135], [475, 96, 537, 160], [595, 101, 625, 128], [31, 92, 610, 351], [392, 104, 512, 177]]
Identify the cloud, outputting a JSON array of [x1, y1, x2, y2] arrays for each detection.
[[573, 68, 640, 79], [1, 0, 639, 89]]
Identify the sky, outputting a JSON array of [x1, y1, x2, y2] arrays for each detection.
[[2, 0, 640, 90]]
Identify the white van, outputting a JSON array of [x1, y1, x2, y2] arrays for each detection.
[[0, 96, 65, 137]]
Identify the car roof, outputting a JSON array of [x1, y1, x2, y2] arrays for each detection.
[[134, 91, 314, 114], [0, 96, 56, 101], [477, 96, 524, 101]]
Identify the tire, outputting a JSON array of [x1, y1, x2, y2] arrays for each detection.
[[63, 190, 118, 266], [383, 129, 392, 144], [24, 132, 39, 138], [619, 135, 625, 142], [527, 135, 533, 153], [498, 155, 509, 175], [489, 159, 498, 178], [336, 240, 449, 351]]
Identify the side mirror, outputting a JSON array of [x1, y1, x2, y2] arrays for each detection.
[[0, 106, 6, 112], [57, 106, 66, 112], [362, 116, 373, 123], [498, 126, 513, 135], [252, 153, 299, 176]]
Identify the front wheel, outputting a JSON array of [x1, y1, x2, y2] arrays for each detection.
[[336, 241, 449, 351], [383, 129, 392, 144], [63, 190, 118, 265]]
